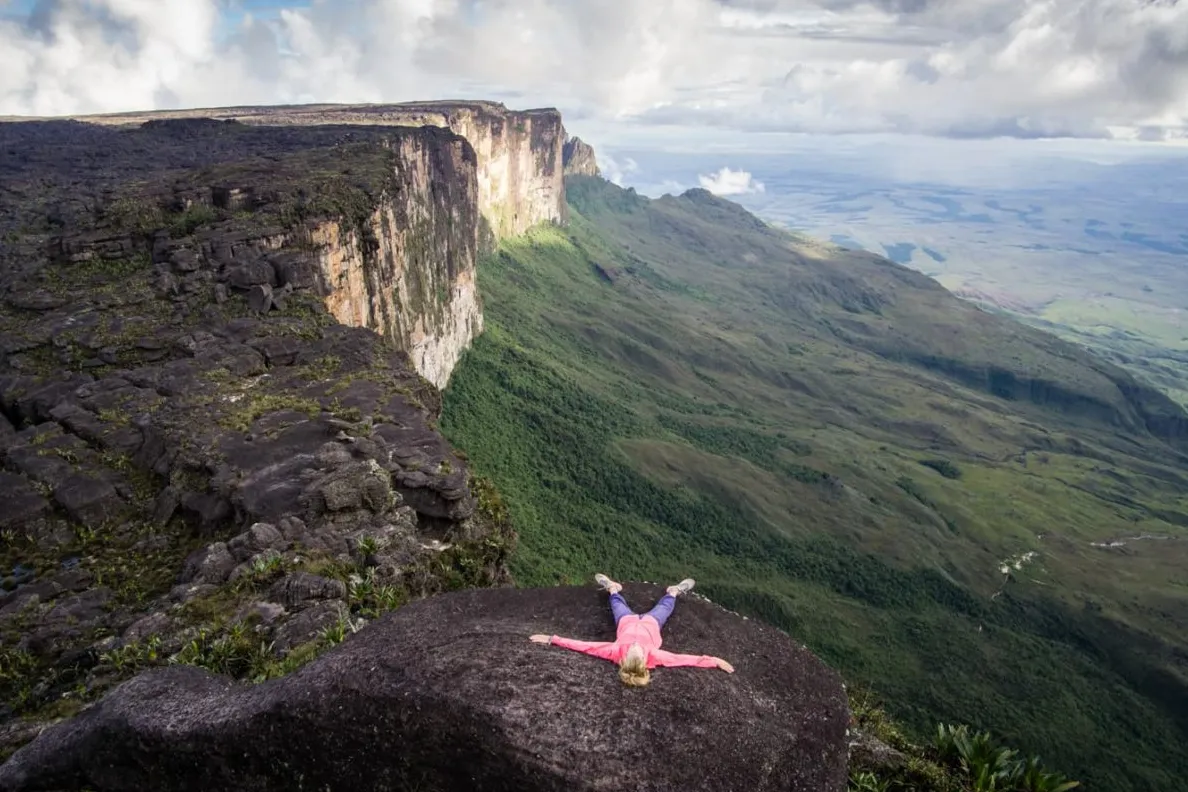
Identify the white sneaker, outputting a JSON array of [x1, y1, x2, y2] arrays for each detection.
[[594, 573, 622, 594], [667, 578, 695, 596]]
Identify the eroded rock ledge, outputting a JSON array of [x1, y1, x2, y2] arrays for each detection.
[[0, 584, 849, 792], [56, 101, 571, 246], [0, 118, 514, 756]]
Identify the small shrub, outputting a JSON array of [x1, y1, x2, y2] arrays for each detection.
[[171, 623, 273, 680], [356, 535, 380, 558], [849, 771, 896, 792], [232, 551, 287, 592], [318, 617, 351, 646], [166, 204, 219, 237], [919, 458, 962, 480], [100, 635, 164, 673]]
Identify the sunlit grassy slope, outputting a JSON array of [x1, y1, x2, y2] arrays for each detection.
[[441, 176, 1188, 791]]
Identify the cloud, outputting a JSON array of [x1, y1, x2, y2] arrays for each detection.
[[598, 153, 639, 186], [0, 0, 1185, 145], [698, 167, 766, 195]]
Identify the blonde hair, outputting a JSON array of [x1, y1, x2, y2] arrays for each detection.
[[619, 643, 651, 687]]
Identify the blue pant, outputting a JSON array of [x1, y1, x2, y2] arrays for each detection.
[[610, 592, 676, 629]]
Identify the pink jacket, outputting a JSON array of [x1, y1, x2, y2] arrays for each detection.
[[549, 613, 719, 669]]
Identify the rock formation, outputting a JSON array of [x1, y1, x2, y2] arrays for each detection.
[[0, 584, 849, 792], [563, 135, 601, 177], [0, 117, 516, 755], [55, 101, 570, 247]]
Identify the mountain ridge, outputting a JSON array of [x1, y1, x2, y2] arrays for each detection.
[[441, 174, 1188, 791], [1, 99, 1185, 790], [653, 185, 1188, 446]]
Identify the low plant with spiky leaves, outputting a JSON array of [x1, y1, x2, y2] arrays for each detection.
[[849, 770, 898, 792]]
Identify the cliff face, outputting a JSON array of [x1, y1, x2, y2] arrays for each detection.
[[0, 119, 515, 760], [563, 136, 601, 177], [372, 102, 567, 244], [132, 125, 482, 389], [294, 132, 483, 389], [61, 101, 570, 248]]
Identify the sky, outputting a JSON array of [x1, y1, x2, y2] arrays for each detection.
[[1, 0, 1187, 161]]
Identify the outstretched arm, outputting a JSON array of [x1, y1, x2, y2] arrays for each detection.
[[529, 634, 620, 663], [651, 649, 735, 672]]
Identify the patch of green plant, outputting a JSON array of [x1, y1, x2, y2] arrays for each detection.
[[848, 772, 897, 792], [172, 622, 273, 681], [298, 355, 342, 381], [230, 551, 287, 593], [103, 197, 166, 236], [934, 724, 1080, 792], [346, 566, 407, 619], [920, 458, 963, 480], [440, 178, 1188, 791], [0, 648, 43, 714], [356, 535, 380, 559], [166, 204, 218, 237], [220, 393, 322, 433], [99, 634, 164, 674], [317, 616, 352, 647]]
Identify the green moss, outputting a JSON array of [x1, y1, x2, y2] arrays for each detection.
[[220, 393, 322, 434], [166, 204, 218, 237], [104, 197, 166, 236], [297, 355, 342, 382]]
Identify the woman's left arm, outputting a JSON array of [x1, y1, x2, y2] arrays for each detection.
[[651, 649, 734, 672]]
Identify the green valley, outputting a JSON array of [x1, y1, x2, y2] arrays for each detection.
[[441, 176, 1188, 791]]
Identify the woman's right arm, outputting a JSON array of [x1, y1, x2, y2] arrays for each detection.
[[529, 634, 618, 661]]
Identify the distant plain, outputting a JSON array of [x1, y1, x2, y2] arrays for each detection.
[[606, 141, 1188, 404]]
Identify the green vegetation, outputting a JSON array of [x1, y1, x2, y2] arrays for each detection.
[[220, 394, 323, 433], [920, 458, 963, 480], [48, 473, 511, 698], [442, 176, 1188, 790], [847, 692, 1080, 791], [931, 724, 1080, 792]]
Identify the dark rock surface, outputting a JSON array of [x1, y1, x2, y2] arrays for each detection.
[[0, 584, 849, 792], [562, 135, 600, 177], [0, 118, 514, 751], [848, 727, 907, 774]]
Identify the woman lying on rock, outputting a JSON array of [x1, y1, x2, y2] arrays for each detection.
[[529, 574, 735, 687]]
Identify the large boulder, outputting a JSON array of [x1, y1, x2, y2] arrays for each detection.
[[0, 583, 849, 792]]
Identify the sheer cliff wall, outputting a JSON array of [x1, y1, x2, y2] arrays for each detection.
[[59, 101, 568, 247], [40, 101, 579, 387]]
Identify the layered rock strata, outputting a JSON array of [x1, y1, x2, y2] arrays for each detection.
[[54, 100, 570, 246]]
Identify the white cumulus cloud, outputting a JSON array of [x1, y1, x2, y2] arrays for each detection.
[[0, 0, 1185, 146], [598, 153, 639, 186], [698, 167, 766, 195]]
